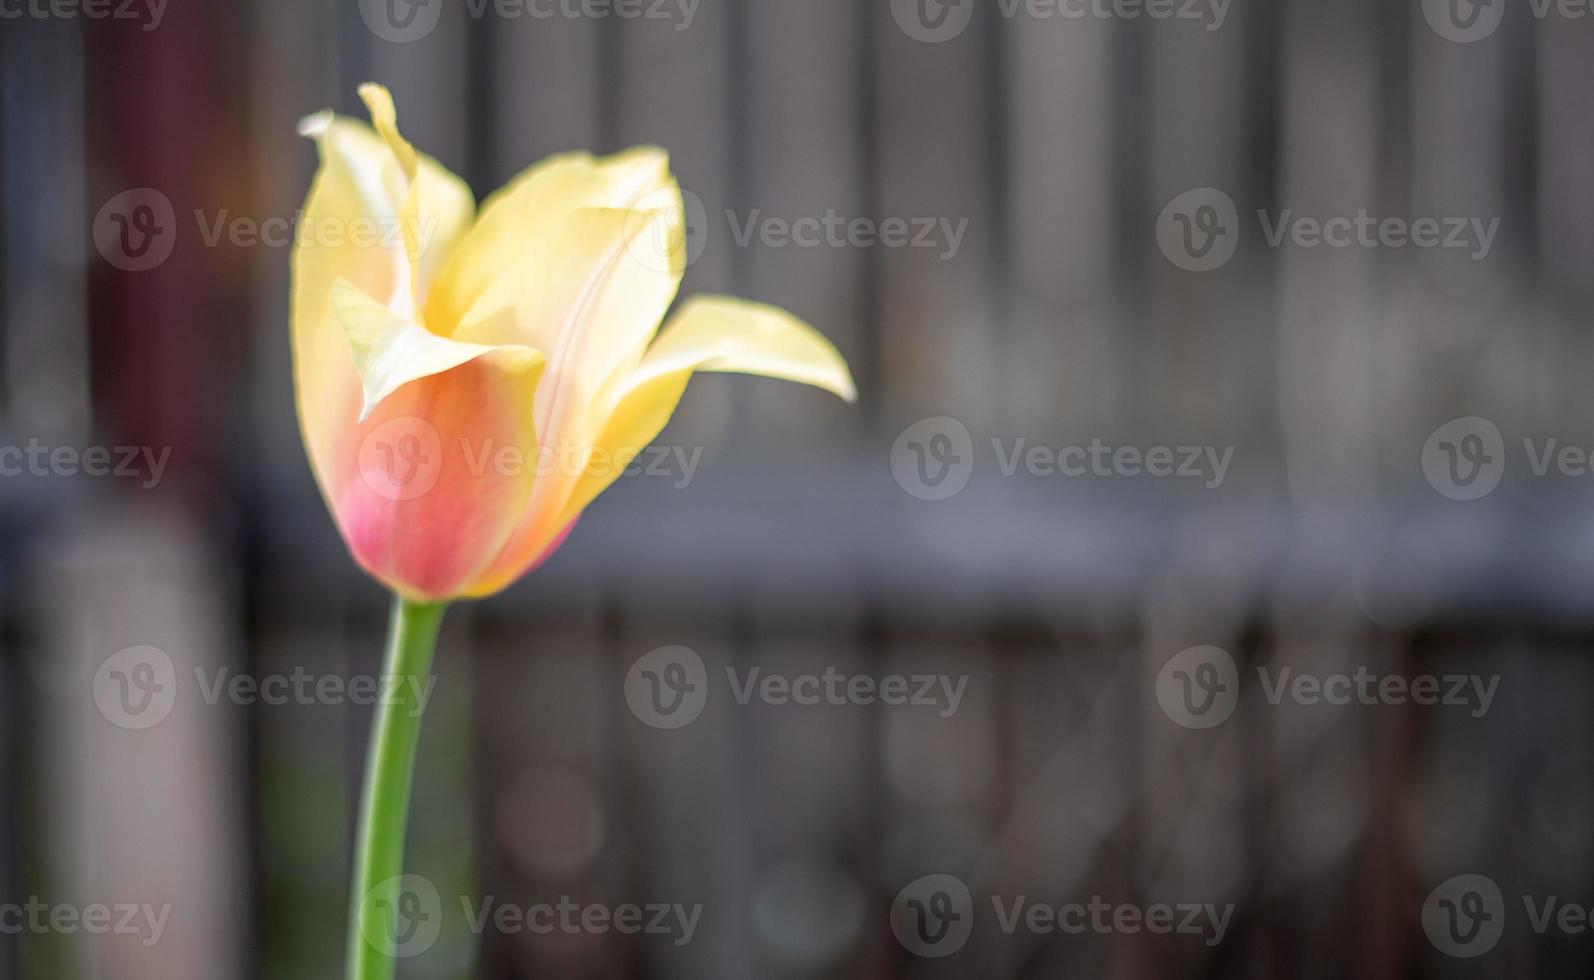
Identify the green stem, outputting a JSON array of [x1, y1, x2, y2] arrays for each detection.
[[346, 596, 447, 980]]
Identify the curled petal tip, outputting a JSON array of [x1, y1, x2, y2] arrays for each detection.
[[296, 109, 334, 139], [356, 82, 417, 180], [356, 82, 391, 110]]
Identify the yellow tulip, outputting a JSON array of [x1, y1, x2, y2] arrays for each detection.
[[291, 84, 856, 602]]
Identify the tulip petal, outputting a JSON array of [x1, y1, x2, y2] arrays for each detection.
[[635, 296, 858, 400], [458, 296, 854, 599], [451, 205, 684, 428], [292, 99, 474, 523], [447, 205, 688, 598], [331, 277, 542, 421], [334, 352, 544, 601], [560, 296, 856, 522], [355, 83, 426, 318], [356, 82, 418, 180], [425, 147, 674, 333]]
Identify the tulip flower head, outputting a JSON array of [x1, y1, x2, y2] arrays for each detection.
[[292, 84, 855, 601]]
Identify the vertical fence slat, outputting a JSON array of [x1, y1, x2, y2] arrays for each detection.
[[247, 0, 342, 485], [0, 19, 90, 440], [736, 0, 866, 450], [473, 598, 618, 976], [1141, 7, 1272, 459], [32, 511, 244, 979], [610, 6, 738, 457], [1002, 12, 1119, 440], [739, 598, 871, 976], [491, 8, 604, 174], [873, 4, 998, 431], [618, 595, 742, 979]]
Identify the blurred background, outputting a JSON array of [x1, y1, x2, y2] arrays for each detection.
[[3, 0, 1594, 976]]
